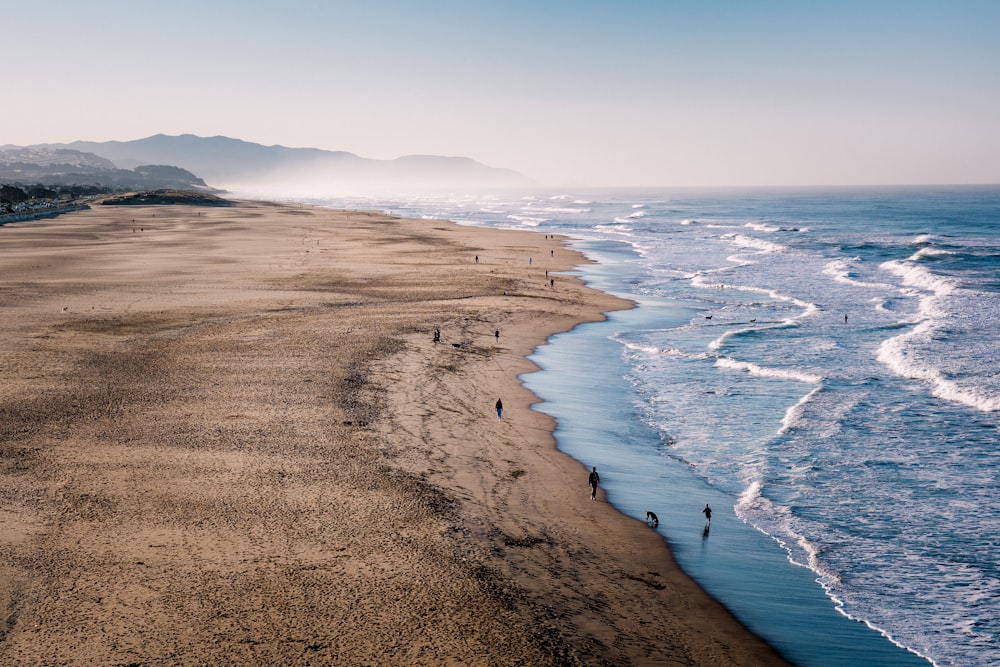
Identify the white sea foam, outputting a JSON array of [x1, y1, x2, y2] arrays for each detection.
[[779, 386, 824, 434], [724, 253, 758, 267], [733, 493, 928, 667], [689, 275, 819, 325], [875, 257, 1000, 412], [708, 328, 744, 351], [824, 257, 896, 289], [877, 331, 1000, 412], [723, 233, 788, 254], [527, 206, 592, 214], [715, 356, 823, 384], [912, 247, 957, 260], [600, 223, 633, 233], [507, 214, 548, 226], [736, 479, 763, 512], [744, 221, 781, 233], [882, 259, 959, 295], [619, 340, 663, 357], [736, 482, 833, 580]]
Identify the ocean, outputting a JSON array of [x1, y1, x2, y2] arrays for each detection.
[[298, 186, 998, 667]]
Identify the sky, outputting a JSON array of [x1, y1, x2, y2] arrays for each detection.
[[5, 0, 999, 187]]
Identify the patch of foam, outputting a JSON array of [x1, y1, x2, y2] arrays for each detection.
[[715, 356, 823, 384]]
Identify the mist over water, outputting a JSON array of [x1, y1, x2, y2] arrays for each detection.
[[297, 186, 999, 667]]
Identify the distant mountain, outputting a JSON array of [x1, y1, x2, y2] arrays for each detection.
[[0, 146, 211, 191], [0, 147, 117, 170], [40, 134, 533, 193]]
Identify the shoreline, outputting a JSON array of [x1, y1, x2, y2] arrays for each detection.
[[0, 200, 791, 665]]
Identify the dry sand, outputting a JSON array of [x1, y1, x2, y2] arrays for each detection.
[[0, 201, 791, 665]]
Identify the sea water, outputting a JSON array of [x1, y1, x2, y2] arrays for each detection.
[[301, 186, 999, 667]]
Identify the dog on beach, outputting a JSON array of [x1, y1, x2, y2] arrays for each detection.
[[646, 511, 659, 528]]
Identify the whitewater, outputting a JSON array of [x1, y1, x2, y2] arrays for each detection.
[[294, 186, 998, 667]]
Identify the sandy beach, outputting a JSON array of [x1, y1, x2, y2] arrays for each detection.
[[0, 200, 791, 666]]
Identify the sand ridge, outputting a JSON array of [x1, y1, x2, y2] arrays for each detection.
[[0, 201, 790, 665]]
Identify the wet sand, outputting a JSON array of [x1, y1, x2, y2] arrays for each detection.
[[0, 201, 791, 665]]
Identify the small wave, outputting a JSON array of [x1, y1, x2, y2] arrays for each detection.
[[689, 276, 818, 323], [735, 482, 831, 575], [882, 259, 959, 296], [627, 210, 648, 219], [708, 328, 743, 351], [619, 340, 663, 356], [744, 222, 781, 233], [599, 223, 633, 233], [507, 214, 548, 226], [736, 479, 763, 512], [823, 258, 896, 289], [527, 206, 592, 214], [911, 233, 939, 246], [912, 247, 958, 260], [877, 332, 1000, 412], [680, 219, 698, 225], [715, 356, 823, 384], [723, 233, 788, 254], [779, 386, 823, 434], [736, 487, 941, 665]]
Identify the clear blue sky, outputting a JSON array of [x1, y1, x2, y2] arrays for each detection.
[[5, 0, 999, 187]]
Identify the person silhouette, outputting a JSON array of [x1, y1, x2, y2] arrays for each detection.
[[588, 466, 600, 500]]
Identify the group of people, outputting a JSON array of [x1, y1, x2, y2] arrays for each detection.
[[432, 326, 500, 346], [588, 466, 713, 531]]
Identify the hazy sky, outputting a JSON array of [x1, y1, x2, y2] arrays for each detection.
[[6, 0, 999, 187]]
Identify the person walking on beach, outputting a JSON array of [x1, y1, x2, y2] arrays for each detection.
[[702, 503, 712, 527], [495, 398, 503, 421], [494, 328, 500, 342], [588, 466, 600, 500]]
